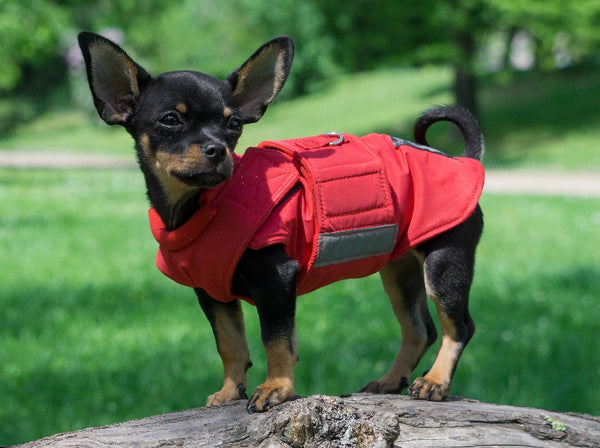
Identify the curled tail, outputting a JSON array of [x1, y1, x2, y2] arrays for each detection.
[[414, 105, 484, 161]]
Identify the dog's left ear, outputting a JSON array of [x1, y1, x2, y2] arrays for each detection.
[[227, 36, 294, 124]]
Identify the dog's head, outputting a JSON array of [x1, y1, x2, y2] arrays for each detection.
[[78, 32, 294, 204]]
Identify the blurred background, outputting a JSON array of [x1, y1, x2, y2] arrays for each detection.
[[1, 1, 599, 445], [0, 0, 596, 134]]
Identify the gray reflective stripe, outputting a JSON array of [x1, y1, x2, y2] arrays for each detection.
[[313, 224, 398, 267]]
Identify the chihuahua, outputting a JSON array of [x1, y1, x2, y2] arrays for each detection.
[[78, 32, 484, 412]]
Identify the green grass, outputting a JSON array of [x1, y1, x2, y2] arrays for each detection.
[[0, 110, 132, 155], [1, 168, 599, 445], [2, 67, 600, 170]]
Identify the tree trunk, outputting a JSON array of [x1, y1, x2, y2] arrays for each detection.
[[454, 30, 479, 119], [13, 394, 600, 448], [454, 65, 479, 118]]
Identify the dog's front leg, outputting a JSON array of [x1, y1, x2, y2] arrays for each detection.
[[196, 288, 252, 406], [239, 246, 300, 412]]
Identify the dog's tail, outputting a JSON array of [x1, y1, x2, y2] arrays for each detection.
[[414, 105, 484, 161]]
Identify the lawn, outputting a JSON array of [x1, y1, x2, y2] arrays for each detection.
[[1, 167, 599, 446]]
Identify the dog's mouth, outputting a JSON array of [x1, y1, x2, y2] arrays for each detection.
[[172, 160, 234, 188], [173, 171, 227, 187]]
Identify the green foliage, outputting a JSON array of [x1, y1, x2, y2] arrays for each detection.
[[0, 171, 598, 445], [4, 0, 600, 108], [0, 0, 70, 90], [237, 0, 338, 95], [111, 0, 337, 96], [0, 98, 36, 135], [0, 0, 72, 131], [488, 0, 600, 69], [308, 0, 590, 71], [111, 0, 250, 76]]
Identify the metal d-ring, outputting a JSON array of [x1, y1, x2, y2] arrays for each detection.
[[324, 132, 344, 146]]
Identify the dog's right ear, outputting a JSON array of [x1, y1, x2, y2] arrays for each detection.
[[78, 32, 151, 126]]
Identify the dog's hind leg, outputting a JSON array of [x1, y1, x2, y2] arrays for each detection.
[[361, 253, 437, 394], [196, 289, 252, 406], [408, 208, 482, 400]]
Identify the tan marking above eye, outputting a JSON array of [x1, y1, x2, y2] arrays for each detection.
[[176, 103, 188, 114], [223, 107, 232, 118]]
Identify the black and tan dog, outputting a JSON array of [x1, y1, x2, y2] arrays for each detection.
[[78, 32, 484, 412]]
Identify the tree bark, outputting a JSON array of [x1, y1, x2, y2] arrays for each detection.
[[13, 394, 600, 448], [454, 65, 479, 118], [454, 29, 479, 119]]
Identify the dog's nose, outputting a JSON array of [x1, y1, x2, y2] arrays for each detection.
[[203, 143, 227, 162]]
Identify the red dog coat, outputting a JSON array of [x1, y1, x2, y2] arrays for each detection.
[[149, 133, 484, 304]]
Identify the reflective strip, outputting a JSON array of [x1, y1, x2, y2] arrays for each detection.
[[313, 224, 398, 267]]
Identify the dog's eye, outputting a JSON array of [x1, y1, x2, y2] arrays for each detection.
[[158, 113, 182, 127], [228, 117, 242, 131]]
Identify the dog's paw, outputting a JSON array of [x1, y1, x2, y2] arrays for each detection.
[[408, 376, 449, 401], [206, 383, 248, 407], [247, 379, 295, 412], [360, 377, 409, 394]]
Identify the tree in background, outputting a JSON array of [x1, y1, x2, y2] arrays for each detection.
[[1, 0, 600, 130], [314, 0, 600, 117], [0, 0, 69, 92], [96, 0, 337, 97], [0, 0, 72, 131]]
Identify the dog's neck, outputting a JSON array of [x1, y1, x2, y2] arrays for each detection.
[[139, 162, 202, 231]]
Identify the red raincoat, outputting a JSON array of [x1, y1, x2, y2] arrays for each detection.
[[149, 133, 484, 304]]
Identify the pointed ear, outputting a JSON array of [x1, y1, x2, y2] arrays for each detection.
[[78, 32, 151, 126], [226, 36, 294, 124]]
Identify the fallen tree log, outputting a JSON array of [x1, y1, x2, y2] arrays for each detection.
[[13, 394, 600, 447]]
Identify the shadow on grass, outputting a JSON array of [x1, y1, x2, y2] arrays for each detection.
[[483, 69, 600, 133], [1, 281, 218, 445], [479, 69, 600, 168], [464, 263, 600, 414]]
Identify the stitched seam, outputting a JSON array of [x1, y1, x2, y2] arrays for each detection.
[[314, 249, 392, 266], [315, 169, 379, 184], [320, 204, 393, 219]]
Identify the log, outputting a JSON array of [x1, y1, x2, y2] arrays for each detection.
[[13, 394, 600, 448]]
